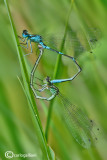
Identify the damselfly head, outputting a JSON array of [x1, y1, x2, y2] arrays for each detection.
[[22, 30, 28, 37], [23, 30, 28, 34], [43, 76, 51, 84]]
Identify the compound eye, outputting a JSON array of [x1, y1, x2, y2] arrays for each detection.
[[23, 30, 28, 34]]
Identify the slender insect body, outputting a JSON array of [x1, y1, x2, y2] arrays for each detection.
[[19, 30, 82, 84]]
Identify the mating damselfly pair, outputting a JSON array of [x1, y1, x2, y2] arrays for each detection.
[[18, 28, 100, 148]]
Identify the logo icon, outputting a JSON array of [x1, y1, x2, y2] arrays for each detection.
[[5, 151, 13, 159]]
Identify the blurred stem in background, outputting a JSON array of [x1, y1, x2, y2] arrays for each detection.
[[45, 0, 74, 141]]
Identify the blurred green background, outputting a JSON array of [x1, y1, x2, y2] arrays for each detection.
[[0, 0, 107, 159]]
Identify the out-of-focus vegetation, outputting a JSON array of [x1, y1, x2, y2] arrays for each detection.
[[0, 0, 107, 159]]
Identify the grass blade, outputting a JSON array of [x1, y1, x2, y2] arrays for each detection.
[[45, 0, 74, 141], [4, 0, 53, 159]]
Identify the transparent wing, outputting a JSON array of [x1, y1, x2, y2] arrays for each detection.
[[41, 27, 101, 58], [59, 93, 99, 148]]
